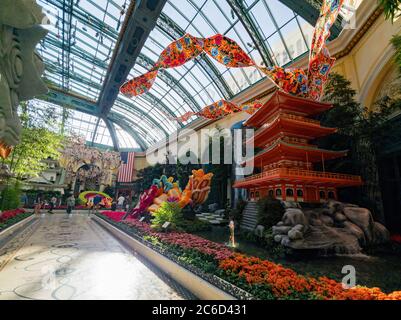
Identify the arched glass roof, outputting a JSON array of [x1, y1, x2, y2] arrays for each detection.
[[27, 99, 141, 150], [36, 0, 343, 150]]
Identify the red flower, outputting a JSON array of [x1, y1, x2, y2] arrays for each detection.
[[0, 208, 26, 222]]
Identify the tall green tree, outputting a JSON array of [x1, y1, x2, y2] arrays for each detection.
[[320, 73, 401, 222], [3, 101, 64, 180]]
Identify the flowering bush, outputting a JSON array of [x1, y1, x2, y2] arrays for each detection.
[[151, 202, 183, 231], [101, 213, 401, 300], [102, 211, 126, 222], [0, 208, 30, 232], [125, 218, 232, 260], [219, 254, 401, 300], [0, 208, 26, 222]]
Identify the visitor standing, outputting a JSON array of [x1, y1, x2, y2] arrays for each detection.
[[111, 200, 117, 211], [66, 195, 75, 215], [48, 196, 57, 214], [117, 194, 125, 211], [34, 200, 41, 216], [93, 194, 102, 214], [34, 194, 42, 215], [87, 198, 95, 215], [125, 195, 130, 212]]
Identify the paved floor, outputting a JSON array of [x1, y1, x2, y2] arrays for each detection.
[[0, 214, 189, 300]]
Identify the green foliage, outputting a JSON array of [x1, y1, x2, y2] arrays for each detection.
[[0, 212, 32, 231], [256, 197, 285, 229], [379, 0, 401, 22], [0, 180, 22, 210], [151, 202, 184, 231], [5, 127, 64, 179], [231, 199, 247, 224], [103, 185, 115, 198], [3, 101, 64, 180], [319, 72, 401, 217], [177, 218, 211, 233]]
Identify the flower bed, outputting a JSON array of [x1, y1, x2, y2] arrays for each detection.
[[98, 213, 401, 300], [0, 208, 32, 232], [102, 211, 127, 222], [43, 204, 88, 210]]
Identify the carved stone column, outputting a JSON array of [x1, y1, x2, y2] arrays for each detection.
[[0, 0, 48, 158]]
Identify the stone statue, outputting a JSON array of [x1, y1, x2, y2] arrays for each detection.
[[0, 0, 48, 158]]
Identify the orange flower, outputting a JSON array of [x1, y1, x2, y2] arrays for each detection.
[[219, 254, 401, 300]]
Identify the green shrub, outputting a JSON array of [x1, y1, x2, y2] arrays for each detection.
[[231, 199, 247, 224], [151, 202, 183, 231], [177, 218, 211, 233], [0, 181, 22, 211], [256, 197, 285, 229]]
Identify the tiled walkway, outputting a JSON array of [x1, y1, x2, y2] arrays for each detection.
[[0, 214, 190, 300]]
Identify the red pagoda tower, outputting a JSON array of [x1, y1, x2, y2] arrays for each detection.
[[234, 90, 363, 203]]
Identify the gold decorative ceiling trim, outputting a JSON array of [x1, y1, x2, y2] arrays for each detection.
[[334, 6, 384, 60]]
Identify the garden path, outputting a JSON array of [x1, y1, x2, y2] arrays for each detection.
[[0, 213, 190, 300]]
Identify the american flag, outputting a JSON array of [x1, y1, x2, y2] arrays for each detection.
[[117, 152, 135, 182]]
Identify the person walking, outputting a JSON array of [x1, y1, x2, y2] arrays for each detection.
[[34, 194, 42, 216], [48, 195, 57, 214], [117, 194, 125, 211], [34, 200, 42, 216], [93, 194, 102, 214], [124, 195, 130, 212], [66, 195, 75, 215]]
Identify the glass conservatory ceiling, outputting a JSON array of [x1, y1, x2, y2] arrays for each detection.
[[37, 0, 344, 149], [28, 99, 141, 150]]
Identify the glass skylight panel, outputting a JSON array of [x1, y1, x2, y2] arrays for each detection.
[[38, 0, 126, 101], [265, 0, 295, 28], [115, 124, 140, 149]]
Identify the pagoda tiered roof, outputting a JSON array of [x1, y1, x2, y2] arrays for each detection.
[[249, 140, 347, 167], [250, 113, 337, 147], [245, 90, 333, 128]]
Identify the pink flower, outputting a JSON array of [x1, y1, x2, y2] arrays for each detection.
[[102, 211, 126, 222]]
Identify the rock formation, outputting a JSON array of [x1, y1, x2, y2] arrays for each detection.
[[273, 200, 390, 254]]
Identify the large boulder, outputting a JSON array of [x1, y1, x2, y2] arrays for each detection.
[[372, 222, 390, 244], [272, 225, 292, 235], [343, 207, 374, 242], [282, 209, 308, 228], [288, 228, 303, 240], [343, 221, 366, 245], [273, 202, 390, 255], [334, 212, 347, 223], [325, 200, 345, 215], [320, 214, 334, 227]]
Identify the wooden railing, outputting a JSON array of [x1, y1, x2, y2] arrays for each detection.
[[236, 168, 362, 184]]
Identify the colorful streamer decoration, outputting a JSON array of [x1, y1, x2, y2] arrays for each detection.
[[163, 100, 263, 122], [120, 0, 344, 117]]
